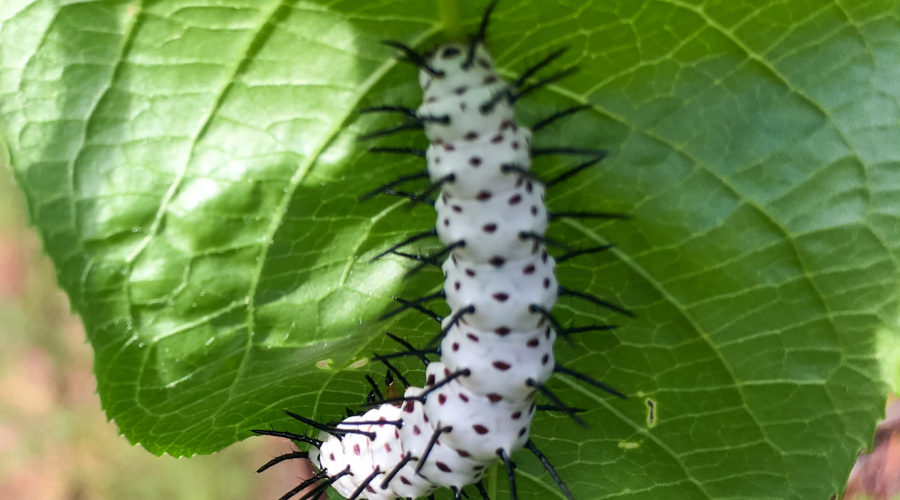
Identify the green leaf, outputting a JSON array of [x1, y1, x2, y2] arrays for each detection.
[[2, 0, 899, 498]]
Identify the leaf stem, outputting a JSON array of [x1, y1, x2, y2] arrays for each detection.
[[438, 0, 462, 40], [487, 461, 498, 498]]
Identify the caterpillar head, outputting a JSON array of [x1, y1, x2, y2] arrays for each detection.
[[419, 42, 497, 96]]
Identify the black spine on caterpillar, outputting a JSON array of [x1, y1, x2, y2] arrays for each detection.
[[254, 4, 629, 500]]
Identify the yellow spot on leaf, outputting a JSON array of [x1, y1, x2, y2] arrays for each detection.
[[348, 358, 368, 369], [618, 441, 640, 450]]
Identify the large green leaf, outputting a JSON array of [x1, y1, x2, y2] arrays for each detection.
[[2, 0, 899, 498]]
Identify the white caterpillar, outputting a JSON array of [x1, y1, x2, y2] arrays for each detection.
[[255, 5, 626, 499], [313, 39, 554, 500]]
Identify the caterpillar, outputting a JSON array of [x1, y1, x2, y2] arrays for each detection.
[[253, 3, 629, 499]]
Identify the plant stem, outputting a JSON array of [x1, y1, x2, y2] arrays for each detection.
[[487, 461, 498, 498], [438, 0, 462, 40]]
